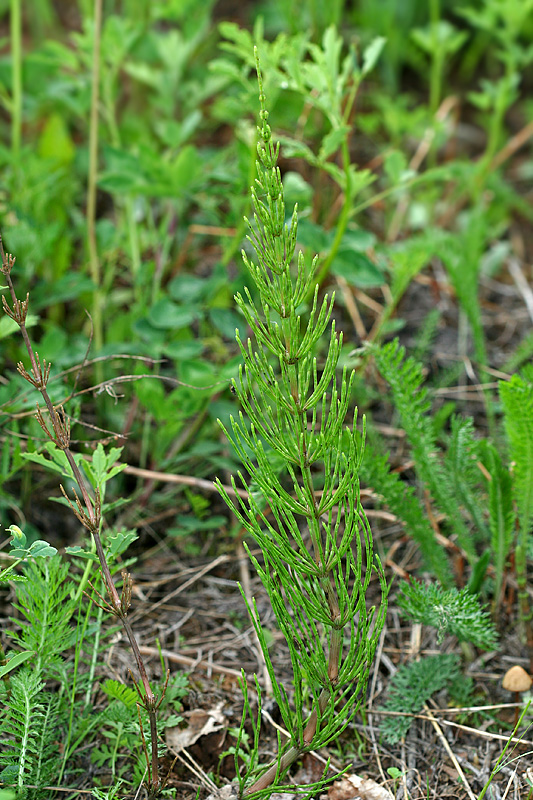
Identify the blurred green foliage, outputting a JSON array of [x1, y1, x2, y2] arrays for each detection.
[[0, 0, 531, 556]]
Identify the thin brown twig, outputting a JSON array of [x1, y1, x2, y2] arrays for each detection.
[[367, 625, 389, 785], [335, 275, 367, 339], [369, 702, 524, 716], [130, 554, 229, 622], [138, 645, 244, 679], [167, 747, 217, 792], [122, 464, 249, 499], [439, 718, 533, 746], [0, 236, 164, 795], [424, 705, 477, 800], [490, 119, 533, 172], [0, 368, 227, 421]]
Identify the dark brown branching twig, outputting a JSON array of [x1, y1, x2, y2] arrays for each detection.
[[1, 234, 166, 798]]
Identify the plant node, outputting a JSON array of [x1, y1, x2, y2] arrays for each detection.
[[2, 291, 29, 323], [17, 352, 51, 389]]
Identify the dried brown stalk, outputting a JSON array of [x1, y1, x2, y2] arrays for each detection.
[[1, 235, 166, 797]]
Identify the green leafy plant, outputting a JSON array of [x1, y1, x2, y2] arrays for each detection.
[[1, 2, 532, 795], [379, 653, 460, 744], [0, 511, 173, 798], [459, 0, 533, 186], [397, 580, 497, 649], [213, 22, 386, 291], [377, 580, 497, 746], [0, 551, 108, 796], [0, 238, 168, 798], [0, 525, 57, 583], [216, 55, 387, 796], [367, 339, 481, 574], [365, 337, 533, 658], [499, 371, 533, 651], [411, 0, 469, 116]]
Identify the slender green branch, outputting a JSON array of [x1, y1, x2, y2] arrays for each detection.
[[10, 0, 22, 160], [87, 0, 104, 359]]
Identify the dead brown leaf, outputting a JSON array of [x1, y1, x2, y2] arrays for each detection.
[[165, 702, 225, 752], [326, 774, 394, 800]]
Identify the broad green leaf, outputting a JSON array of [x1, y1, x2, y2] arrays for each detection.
[[148, 299, 197, 330], [92, 443, 106, 483], [209, 308, 245, 340], [22, 451, 69, 477], [7, 525, 26, 546], [38, 113, 75, 165], [361, 36, 386, 76], [107, 447, 124, 466], [104, 463, 127, 482], [135, 377, 166, 412], [28, 540, 58, 558], [65, 546, 99, 562], [101, 497, 130, 514], [0, 650, 35, 678], [0, 313, 39, 341], [178, 359, 218, 388], [107, 530, 138, 558], [278, 136, 318, 165], [31, 273, 94, 311], [296, 219, 333, 252], [169, 145, 201, 191], [331, 251, 385, 287], [319, 125, 350, 162], [168, 275, 206, 303], [283, 172, 313, 210], [163, 339, 204, 360], [22, 442, 82, 480], [341, 230, 376, 251], [132, 318, 167, 349]]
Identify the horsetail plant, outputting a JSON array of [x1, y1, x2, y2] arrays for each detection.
[[216, 55, 387, 797]]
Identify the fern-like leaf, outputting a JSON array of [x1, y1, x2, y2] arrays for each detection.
[[370, 339, 475, 560], [8, 556, 78, 676], [101, 679, 138, 709], [33, 693, 62, 788], [397, 579, 497, 648], [499, 374, 533, 538], [479, 441, 514, 607], [0, 666, 45, 791], [444, 415, 488, 542], [379, 653, 460, 744], [363, 439, 452, 586]]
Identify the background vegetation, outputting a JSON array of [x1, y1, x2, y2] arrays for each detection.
[[1, 0, 533, 798]]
